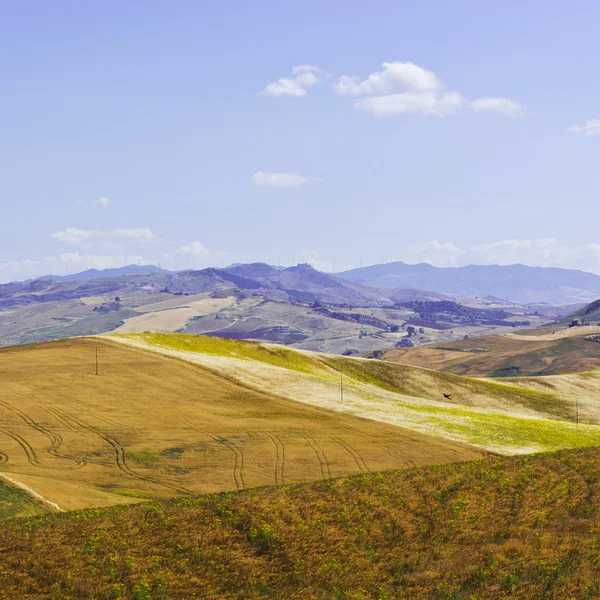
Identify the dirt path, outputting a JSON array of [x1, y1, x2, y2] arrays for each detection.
[[0, 472, 64, 512]]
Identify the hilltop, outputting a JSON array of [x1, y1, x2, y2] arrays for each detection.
[[3, 447, 600, 598], [0, 262, 559, 350]]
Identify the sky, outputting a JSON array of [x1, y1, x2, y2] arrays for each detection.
[[1, 0, 600, 282]]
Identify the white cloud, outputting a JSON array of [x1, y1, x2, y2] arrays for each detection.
[[51, 228, 158, 250], [568, 119, 600, 136], [165, 241, 232, 270], [333, 61, 523, 120], [95, 197, 110, 208], [333, 62, 442, 96], [470, 97, 526, 118], [262, 65, 323, 97], [251, 172, 317, 188], [356, 91, 464, 118], [0, 253, 143, 283], [398, 239, 600, 274]]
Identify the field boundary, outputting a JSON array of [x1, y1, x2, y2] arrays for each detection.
[[0, 473, 64, 512]]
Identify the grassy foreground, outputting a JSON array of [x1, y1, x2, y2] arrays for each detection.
[[0, 479, 48, 520], [4, 447, 600, 599]]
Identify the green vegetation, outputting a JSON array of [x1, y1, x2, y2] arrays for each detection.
[[124, 332, 328, 376], [121, 333, 600, 453], [0, 479, 48, 520], [5, 447, 600, 598], [321, 355, 573, 420], [127, 450, 160, 466]]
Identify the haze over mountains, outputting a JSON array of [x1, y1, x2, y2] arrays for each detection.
[[24, 260, 600, 305], [337, 262, 600, 305]]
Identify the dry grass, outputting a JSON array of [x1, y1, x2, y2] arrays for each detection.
[[4, 447, 600, 598], [384, 331, 600, 377], [115, 334, 600, 456], [0, 338, 485, 512]]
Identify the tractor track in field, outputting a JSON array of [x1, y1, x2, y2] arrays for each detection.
[[265, 432, 285, 487], [0, 398, 84, 469], [305, 436, 332, 479], [0, 452, 8, 465], [332, 436, 370, 474], [189, 426, 246, 490], [43, 404, 194, 496], [0, 427, 40, 466]]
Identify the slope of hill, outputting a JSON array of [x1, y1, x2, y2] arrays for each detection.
[[4, 447, 600, 598], [0, 263, 554, 349], [0, 477, 48, 520], [110, 333, 600, 455], [0, 337, 488, 512], [559, 298, 600, 325], [337, 261, 600, 304], [384, 327, 600, 377]]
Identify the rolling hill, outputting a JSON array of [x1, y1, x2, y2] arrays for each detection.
[[0, 263, 557, 350], [4, 332, 600, 516], [3, 447, 600, 598], [383, 326, 600, 377], [0, 336, 490, 514], [337, 261, 600, 304]]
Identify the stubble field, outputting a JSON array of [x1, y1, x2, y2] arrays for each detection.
[[0, 338, 486, 514]]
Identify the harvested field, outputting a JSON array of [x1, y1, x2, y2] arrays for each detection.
[[110, 334, 600, 457], [0, 338, 485, 512], [112, 296, 235, 333], [384, 331, 600, 377]]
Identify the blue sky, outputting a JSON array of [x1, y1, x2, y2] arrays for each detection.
[[1, 0, 600, 281]]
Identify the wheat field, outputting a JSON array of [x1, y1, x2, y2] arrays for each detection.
[[0, 338, 486, 512]]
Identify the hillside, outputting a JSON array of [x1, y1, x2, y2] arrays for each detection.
[[0, 263, 555, 350], [559, 298, 600, 325], [109, 333, 600, 455], [4, 447, 600, 598], [0, 337, 487, 512], [384, 327, 600, 377], [337, 261, 600, 304], [5, 333, 600, 515]]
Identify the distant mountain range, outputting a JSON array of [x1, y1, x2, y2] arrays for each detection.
[[12, 260, 600, 305], [337, 262, 600, 305], [32, 264, 172, 283]]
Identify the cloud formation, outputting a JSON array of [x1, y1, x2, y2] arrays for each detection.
[[400, 239, 600, 274], [164, 241, 232, 270], [251, 172, 317, 188], [262, 65, 323, 97], [356, 91, 464, 118], [95, 197, 110, 208], [333, 62, 441, 96], [0, 253, 143, 284], [331, 61, 522, 119], [569, 119, 600, 136], [51, 228, 158, 250], [470, 97, 526, 118]]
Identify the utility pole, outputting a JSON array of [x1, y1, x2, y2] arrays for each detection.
[[95, 346, 99, 376], [340, 371, 344, 403], [576, 397, 579, 426]]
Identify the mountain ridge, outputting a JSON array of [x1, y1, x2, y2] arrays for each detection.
[[337, 261, 600, 304]]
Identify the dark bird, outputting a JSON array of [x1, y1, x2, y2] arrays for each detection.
[[443, 393, 452, 400]]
